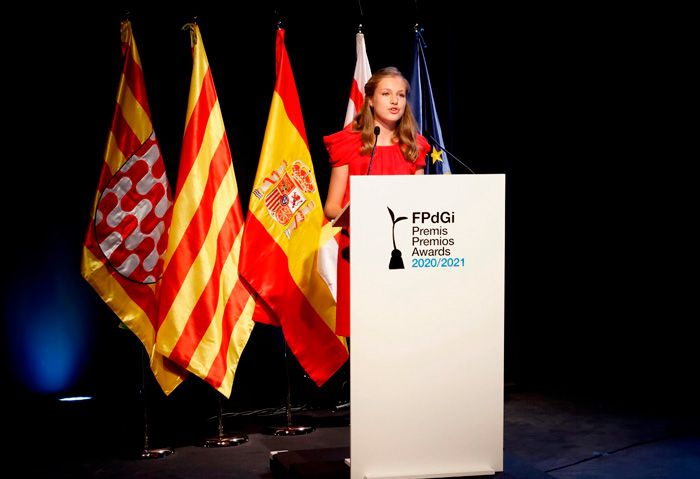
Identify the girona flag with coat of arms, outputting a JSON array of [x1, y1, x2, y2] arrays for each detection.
[[81, 20, 187, 395]]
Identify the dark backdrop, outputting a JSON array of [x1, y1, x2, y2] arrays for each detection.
[[3, 1, 693, 448]]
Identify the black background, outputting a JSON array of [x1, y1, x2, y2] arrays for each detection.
[[3, 1, 694, 447]]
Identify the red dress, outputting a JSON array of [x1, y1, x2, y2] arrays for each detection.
[[324, 128, 429, 337]]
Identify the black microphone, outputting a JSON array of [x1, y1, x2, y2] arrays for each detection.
[[428, 134, 476, 174], [366, 126, 381, 175]]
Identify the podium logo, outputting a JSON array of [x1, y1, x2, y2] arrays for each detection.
[[387, 206, 407, 269]]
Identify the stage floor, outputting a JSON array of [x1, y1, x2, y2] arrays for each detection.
[[17, 389, 699, 478]]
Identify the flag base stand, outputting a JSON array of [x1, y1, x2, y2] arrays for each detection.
[[203, 434, 248, 447], [263, 424, 315, 436], [202, 393, 249, 447], [262, 342, 315, 436], [138, 349, 175, 460], [140, 447, 174, 459]]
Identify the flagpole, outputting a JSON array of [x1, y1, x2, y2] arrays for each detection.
[[202, 393, 248, 447], [139, 348, 174, 459], [356, 0, 365, 31], [263, 341, 315, 436]]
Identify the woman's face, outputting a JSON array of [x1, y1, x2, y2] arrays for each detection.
[[369, 76, 407, 128]]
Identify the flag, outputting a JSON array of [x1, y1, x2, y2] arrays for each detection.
[[318, 31, 372, 311], [409, 29, 452, 174], [239, 28, 348, 387], [155, 24, 255, 398], [343, 31, 372, 127], [81, 20, 187, 395]]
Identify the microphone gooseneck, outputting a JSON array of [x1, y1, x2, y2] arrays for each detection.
[[366, 126, 381, 175], [427, 134, 476, 174]]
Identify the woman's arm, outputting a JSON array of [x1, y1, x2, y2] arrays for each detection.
[[324, 164, 349, 220], [414, 168, 424, 175]]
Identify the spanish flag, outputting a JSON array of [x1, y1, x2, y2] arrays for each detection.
[[155, 24, 255, 398], [81, 20, 187, 395], [239, 28, 348, 387]]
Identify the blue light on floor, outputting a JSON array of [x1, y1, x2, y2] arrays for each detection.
[[5, 247, 93, 394]]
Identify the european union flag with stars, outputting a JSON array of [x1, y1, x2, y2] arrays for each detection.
[[409, 29, 452, 175]]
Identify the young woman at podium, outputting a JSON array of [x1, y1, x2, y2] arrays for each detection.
[[323, 66, 430, 337]]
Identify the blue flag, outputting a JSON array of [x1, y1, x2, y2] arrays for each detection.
[[409, 29, 452, 174]]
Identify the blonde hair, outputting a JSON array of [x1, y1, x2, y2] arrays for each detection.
[[353, 66, 421, 163]]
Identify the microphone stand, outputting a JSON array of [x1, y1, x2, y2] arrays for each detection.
[[366, 127, 380, 175], [428, 135, 476, 174]]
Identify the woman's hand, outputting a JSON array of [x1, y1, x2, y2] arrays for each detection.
[[324, 165, 349, 220]]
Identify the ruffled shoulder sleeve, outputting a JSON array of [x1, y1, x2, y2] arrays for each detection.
[[416, 134, 430, 169], [323, 127, 362, 167]]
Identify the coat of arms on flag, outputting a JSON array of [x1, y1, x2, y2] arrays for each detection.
[[94, 132, 171, 284], [252, 159, 317, 238]]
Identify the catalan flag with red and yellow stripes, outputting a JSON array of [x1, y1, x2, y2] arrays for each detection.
[[239, 28, 348, 387], [155, 24, 255, 398], [81, 20, 187, 395]]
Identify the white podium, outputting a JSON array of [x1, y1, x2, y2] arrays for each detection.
[[349, 174, 505, 479]]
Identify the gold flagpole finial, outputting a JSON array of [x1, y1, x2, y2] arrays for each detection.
[[181, 21, 197, 48]]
